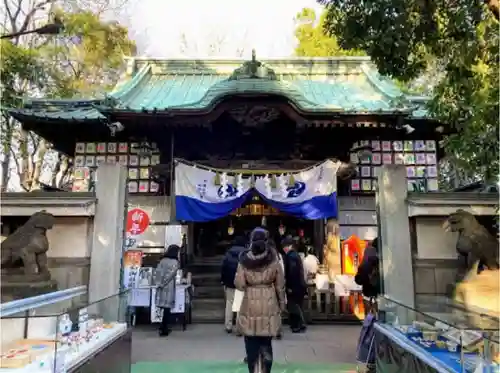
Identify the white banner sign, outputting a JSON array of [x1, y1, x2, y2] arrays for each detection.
[[150, 285, 188, 323], [175, 159, 340, 222]]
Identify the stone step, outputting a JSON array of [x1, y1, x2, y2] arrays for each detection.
[[192, 297, 225, 309], [194, 285, 225, 299], [192, 273, 221, 287], [191, 309, 225, 323], [188, 263, 222, 275], [191, 298, 225, 322]]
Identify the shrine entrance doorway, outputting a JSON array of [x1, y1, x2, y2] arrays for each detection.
[[192, 194, 315, 258]]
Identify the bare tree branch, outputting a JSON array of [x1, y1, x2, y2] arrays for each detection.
[[17, 0, 55, 36]]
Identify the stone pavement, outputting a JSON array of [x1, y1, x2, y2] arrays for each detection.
[[132, 323, 361, 372]]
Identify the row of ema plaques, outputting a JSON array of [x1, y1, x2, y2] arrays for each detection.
[[72, 142, 160, 193], [349, 140, 439, 192]]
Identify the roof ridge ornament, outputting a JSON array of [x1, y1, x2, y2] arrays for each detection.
[[228, 49, 277, 81]]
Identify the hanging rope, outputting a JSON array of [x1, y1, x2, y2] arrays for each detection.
[[173, 157, 338, 177]]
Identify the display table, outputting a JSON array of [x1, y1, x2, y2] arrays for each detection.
[[305, 275, 364, 320], [0, 324, 130, 373], [375, 296, 500, 373], [374, 322, 500, 373], [71, 325, 131, 373], [130, 284, 193, 329]]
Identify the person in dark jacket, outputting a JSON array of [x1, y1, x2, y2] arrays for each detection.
[[221, 235, 247, 333], [282, 236, 307, 333], [355, 237, 381, 313]]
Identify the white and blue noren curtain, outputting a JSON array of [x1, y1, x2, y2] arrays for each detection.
[[175, 160, 340, 222]]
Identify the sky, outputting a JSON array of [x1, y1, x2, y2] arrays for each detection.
[[124, 0, 323, 58]]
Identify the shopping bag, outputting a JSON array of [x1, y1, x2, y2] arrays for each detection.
[[356, 312, 377, 373], [232, 289, 244, 312]]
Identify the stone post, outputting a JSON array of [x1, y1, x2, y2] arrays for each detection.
[[377, 165, 415, 312], [88, 164, 127, 320]]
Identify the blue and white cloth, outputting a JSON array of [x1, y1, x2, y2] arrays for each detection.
[[175, 160, 340, 222]]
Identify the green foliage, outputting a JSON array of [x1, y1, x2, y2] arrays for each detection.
[[1, 10, 136, 101], [0, 41, 43, 107], [0, 41, 44, 155], [0, 8, 136, 190], [320, 0, 499, 183], [43, 10, 137, 98], [294, 8, 365, 57], [432, 18, 499, 183]]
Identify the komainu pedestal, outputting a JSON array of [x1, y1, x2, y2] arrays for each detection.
[[1, 211, 58, 302]]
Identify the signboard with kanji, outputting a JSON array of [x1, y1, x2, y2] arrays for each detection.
[[123, 250, 143, 289], [126, 208, 150, 236]]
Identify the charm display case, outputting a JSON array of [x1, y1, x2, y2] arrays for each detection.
[[0, 287, 131, 373], [374, 296, 499, 373]]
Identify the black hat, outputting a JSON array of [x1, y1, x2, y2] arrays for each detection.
[[281, 235, 294, 247], [250, 227, 268, 243]]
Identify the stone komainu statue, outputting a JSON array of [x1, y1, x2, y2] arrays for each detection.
[[1, 211, 55, 276], [443, 209, 500, 321]]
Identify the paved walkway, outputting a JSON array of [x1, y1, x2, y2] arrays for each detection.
[[132, 324, 361, 372]]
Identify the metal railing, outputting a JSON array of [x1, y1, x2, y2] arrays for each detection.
[[0, 286, 87, 317]]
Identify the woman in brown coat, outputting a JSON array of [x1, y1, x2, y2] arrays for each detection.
[[235, 228, 286, 373]]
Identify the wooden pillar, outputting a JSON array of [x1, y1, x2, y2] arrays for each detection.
[[314, 219, 325, 261]]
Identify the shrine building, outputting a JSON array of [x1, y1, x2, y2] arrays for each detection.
[[9, 53, 444, 304]]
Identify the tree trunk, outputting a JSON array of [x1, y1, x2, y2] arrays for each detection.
[[30, 139, 48, 191], [51, 154, 71, 189], [51, 155, 63, 187], [1, 116, 15, 191], [18, 128, 31, 191], [1, 148, 11, 192]]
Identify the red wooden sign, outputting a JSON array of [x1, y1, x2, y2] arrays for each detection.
[[126, 208, 150, 236]]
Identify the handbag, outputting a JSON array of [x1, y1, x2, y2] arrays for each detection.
[[232, 289, 244, 312]]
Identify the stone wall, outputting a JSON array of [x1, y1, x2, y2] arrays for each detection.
[[47, 257, 91, 291], [46, 216, 93, 291], [412, 216, 461, 307]]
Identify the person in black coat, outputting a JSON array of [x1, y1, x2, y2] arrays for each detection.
[[355, 237, 381, 312], [220, 235, 247, 333], [282, 236, 307, 333]]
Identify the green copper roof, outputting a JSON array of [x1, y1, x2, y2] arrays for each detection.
[[9, 99, 106, 121], [8, 55, 429, 121]]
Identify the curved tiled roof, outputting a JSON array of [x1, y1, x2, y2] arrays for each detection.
[[8, 56, 429, 121]]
